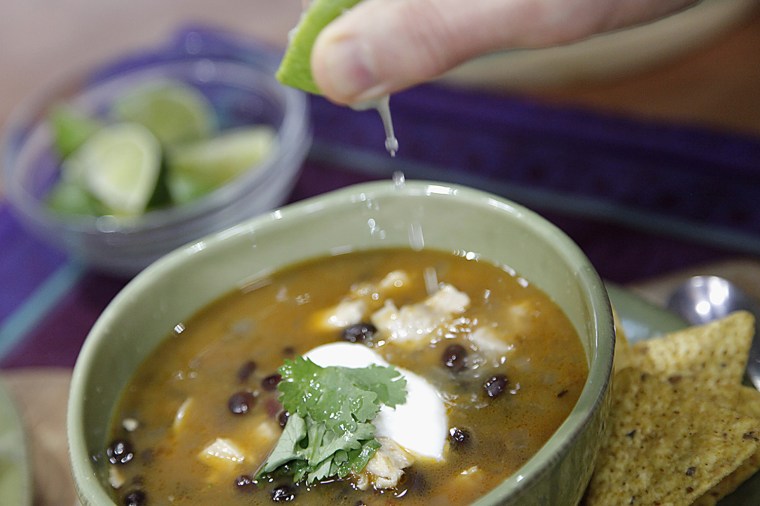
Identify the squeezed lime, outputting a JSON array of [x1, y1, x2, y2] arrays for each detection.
[[277, 0, 363, 94], [278, 0, 399, 156]]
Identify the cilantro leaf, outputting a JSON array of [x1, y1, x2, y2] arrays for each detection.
[[258, 412, 308, 473], [256, 355, 408, 485], [342, 365, 408, 408], [278, 356, 407, 432]]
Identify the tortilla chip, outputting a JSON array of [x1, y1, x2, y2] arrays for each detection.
[[583, 368, 760, 506], [693, 385, 760, 505], [694, 452, 760, 506], [660, 381, 760, 504], [655, 376, 760, 415], [732, 385, 760, 419], [627, 311, 754, 387]]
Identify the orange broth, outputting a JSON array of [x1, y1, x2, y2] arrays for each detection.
[[105, 248, 588, 505]]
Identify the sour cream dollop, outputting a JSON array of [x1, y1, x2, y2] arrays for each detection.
[[304, 342, 447, 461]]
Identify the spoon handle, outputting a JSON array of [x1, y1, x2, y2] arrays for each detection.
[[665, 275, 760, 390], [745, 305, 760, 391]]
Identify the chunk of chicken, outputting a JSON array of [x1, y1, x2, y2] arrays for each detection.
[[468, 326, 512, 355], [355, 437, 415, 490], [197, 438, 246, 471], [371, 284, 470, 344], [377, 270, 410, 291], [311, 271, 411, 332], [328, 299, 367, 328]]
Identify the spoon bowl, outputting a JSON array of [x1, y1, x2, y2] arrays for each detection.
[[667, 275, 760, 390]]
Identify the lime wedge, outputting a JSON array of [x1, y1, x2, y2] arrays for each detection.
[[77, 122, 163, 215], [111, 80, 216, 145], [277, 0, 363, 94], [49, 104, 102, 158], [278, 0, 400, 156], [45, 179, 105, 216], [166, 172, 216, 205], [168, 126, 277, 189]]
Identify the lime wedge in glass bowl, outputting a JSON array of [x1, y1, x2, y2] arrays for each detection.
[[111, 80, 216, 145], [45, 79, 275, 215], [70, 122, 163, 216], [49, 104, 103, 158], [2, 39, 310, 276], [167, 126, 277, 203], [45, 179, 106, 216]]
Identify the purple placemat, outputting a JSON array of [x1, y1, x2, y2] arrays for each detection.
[[1, 26, 758, 370]]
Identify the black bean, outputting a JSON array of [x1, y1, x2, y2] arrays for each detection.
[[394, 468, 427, 498], [236, 360, 257, 383], [271, 484, 296, 502], [123, 490, 146, 506], [449, 427, 471, 446], [407, 469, 427, 494], [262, 397, 281, 419], [282, 346, 296, 356], [277, 410, 290, 428], [342, 323, 377, 344], [228, 391, 257, 415], [441, 343, 468, 373], [235, 474, 257, 492], [483, 374, 508, 398], [262, 374, 282, 391], [107, 439, 135, 466]]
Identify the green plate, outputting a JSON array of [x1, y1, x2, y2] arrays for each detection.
[[0, 378, 31, 506], [607, 282, 760, 504], [605, 282, 686, 343]]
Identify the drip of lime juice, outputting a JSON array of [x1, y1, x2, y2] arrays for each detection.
[[276, 0, 399, 156], [376, 96, 399, 157], [352, 95, 398, 156]]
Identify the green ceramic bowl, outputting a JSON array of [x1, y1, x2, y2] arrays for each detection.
[[67, 180, 614, 505]]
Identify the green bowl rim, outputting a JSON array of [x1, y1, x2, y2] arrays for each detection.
[[67, 179, 614, 504]]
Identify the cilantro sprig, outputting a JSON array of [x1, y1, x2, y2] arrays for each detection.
[[257, 356, 407, 484]]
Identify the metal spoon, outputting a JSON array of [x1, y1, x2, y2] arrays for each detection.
[[666, 275, 760, 390]]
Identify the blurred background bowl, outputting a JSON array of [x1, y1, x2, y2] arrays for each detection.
[[1, 30, 310, 276], [442, 0, 758, 90]]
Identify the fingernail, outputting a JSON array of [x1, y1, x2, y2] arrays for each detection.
[[317, 35, 381, 103]]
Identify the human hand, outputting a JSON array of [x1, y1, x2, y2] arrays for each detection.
[[310, 0, 697, 104]]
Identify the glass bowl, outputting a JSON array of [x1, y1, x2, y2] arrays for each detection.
[[2, 29, 310, 276]]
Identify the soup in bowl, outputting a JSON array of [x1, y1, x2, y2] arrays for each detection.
[[68, 180, 614, 505]]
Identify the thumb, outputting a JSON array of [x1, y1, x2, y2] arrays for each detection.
[[311, 0, 511, 105], [310, 0, 696, 105]]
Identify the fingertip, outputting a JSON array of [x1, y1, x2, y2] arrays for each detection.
[[311, 0, 480, 104], [311, 20, 385, 105]]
